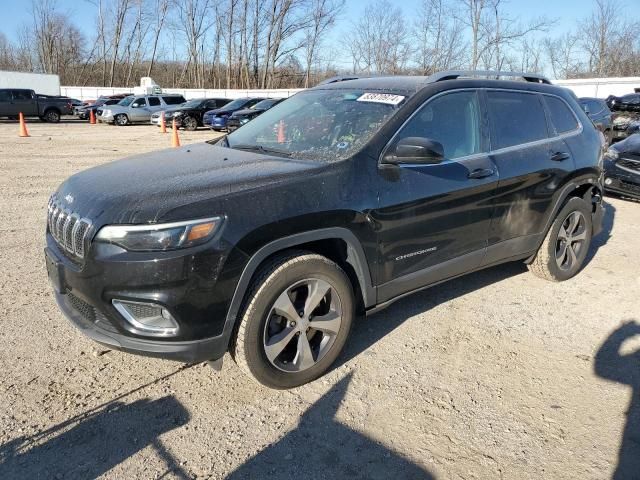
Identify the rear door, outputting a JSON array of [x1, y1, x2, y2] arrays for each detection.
[[11, 90, 37, 116], [374, 89, 499, 301], [148, 96, 163, 115], [484, 90, 577, 264]]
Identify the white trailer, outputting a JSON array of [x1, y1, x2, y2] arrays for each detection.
[[0, 71, 61, 96], [554, 77, 640, 99]]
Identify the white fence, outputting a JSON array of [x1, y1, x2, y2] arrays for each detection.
[[61, 86, 303, 101], [62, 77, 640, 102], [554, 77, 640, 98]]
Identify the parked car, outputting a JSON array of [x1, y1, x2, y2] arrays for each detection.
[[610, 113, 640, 143], [606, 93, 640, 112], [150, 97, 230, 130], [75, 98, 123, 120], [226, 98, 284, 132], [603, 134, 640, 199], [98, 94, 186, 125], [579, 97, 612, 143], [203, 97, 266, 131], [45, 71, 604, 389], [0, 88, 73, 122]]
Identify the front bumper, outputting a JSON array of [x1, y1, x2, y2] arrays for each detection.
[[54, 290, 227, 363], [45, 231, 239, 363], [209, 117, 228, 131], [604, 168, 640, 199]]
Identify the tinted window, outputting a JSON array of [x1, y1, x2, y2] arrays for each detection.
[[545, 96, 579, 134], [148, 97, 161, 106], [395, 90, 482, 160], [487, 91, 548, 149], [0, 90, 11, 101], [207, 99, 226, 109], [587, 100, 604, 115], [12, 90, 33, 100], [162, 96, 185, 105]]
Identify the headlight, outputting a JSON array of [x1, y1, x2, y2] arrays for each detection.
[[240, 118, 250, 125], [172, 111, 182, 117], [604, 148, 619, 160], [95, 217, 222, 251], [103, 109, 111, 116]]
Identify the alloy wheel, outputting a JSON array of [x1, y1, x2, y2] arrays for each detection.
[[555, 211, 587, 271], [263, 278, 343, 373]]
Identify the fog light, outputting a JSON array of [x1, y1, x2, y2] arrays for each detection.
[[112, 300, 179, 337], [605, 178, 613, 185]]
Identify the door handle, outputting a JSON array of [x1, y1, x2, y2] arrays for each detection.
[[550, 151, 571, 162], [467, 168, 495, 179]]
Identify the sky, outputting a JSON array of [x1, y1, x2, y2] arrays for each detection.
[[2, 0, 640, 71]]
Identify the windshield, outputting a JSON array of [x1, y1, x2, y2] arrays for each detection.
[[226, 89, 404, 161], [252, 99, 279, 109], [118, 96, 134, 106], [181, 99, 204, 109], [220, 98, 249, 110]]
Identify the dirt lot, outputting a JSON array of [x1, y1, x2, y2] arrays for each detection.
[[0, 120, 639, 480]]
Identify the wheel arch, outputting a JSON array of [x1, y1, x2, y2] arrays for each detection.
[[222, 228, 375, 340]]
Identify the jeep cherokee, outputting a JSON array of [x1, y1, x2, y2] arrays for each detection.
[[45, 71, 605, 389]]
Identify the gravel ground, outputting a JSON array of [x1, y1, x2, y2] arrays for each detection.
[[0, 120, 639, 480]]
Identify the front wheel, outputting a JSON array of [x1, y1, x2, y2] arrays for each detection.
[[182, 116, 198, 131], [114, 114, 129, 126], [528, 197, 593, 281], [232, 251, 354, 389]]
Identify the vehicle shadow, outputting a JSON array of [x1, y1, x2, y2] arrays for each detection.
[[338, 202, 617, 369], [227, 372, 434, 480], [0, 366, 192, 479], [585, 200, 616, 264], [594, 320, 640, 480]]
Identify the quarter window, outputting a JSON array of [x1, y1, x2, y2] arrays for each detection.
[[487, 91, 548, 149], [545, 96, 579, 134], [148, 97, 161, 106], [394, 90, 482, 160], [162, 96, 185, 105]]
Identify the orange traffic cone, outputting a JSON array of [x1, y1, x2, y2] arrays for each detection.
[[160, 111, 167, 133], [171, 119, 181, 147], [89, 108, 96, 124], [277, 120, 285, 143], [18, 112, 29, 137]]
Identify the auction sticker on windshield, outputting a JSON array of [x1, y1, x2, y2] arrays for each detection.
[[357, 93, 405, 105]]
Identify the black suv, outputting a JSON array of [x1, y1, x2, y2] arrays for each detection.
[[45, 71, 604, 389], [150, 97, 230, 130]]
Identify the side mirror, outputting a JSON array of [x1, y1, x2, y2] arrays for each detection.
[[131, 101, 144, 108], [383, 137, 445, 165]]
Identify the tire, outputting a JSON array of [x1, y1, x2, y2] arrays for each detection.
[[44, 109, 60, 123], [182, 116, 198, 131], [232, 251, 354, 389], [114, 114, 129, 126], [528, 197, 593, 282]]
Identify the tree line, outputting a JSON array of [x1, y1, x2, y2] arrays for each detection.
[[0, 0, 638, 90]]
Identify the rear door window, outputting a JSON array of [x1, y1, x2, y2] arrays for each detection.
[[12, 90, 33, 100], [163, 96, 185, 105], [544, 96, 579, 134], [148, 97, 161, 106], [487, 91, 548, 149], [0, 90, 11, 101], [395, 90, 483, 160]]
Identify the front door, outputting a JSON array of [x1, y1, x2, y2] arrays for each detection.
[[11, 90, 37, 116], [373, 90, 499, 302]]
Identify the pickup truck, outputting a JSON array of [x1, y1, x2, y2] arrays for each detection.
[[0, 88, 73, 122]]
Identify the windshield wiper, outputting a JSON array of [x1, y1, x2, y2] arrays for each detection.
[[230, 143, 292, 157]]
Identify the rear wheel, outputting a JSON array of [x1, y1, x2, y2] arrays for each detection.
[[44, 109, 60, 123], [114, 114, 129, 126], [232, 251, 354, 389], [528, 197, 593, 281], [182, 116, 198, 131]]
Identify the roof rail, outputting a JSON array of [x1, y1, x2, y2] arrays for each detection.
[[316, 75, 370, 86], [427, 70, 551, 85]]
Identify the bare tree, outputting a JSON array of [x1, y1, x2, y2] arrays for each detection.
[[146, 0, 170, 77], [302, 0, 344, 87]]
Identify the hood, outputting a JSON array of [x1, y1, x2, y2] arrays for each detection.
[[55, 143, 325, 225], [102, 104, 130, 113], [612, 133, 640, 154], [207, 106, 241, 116], [231, 108, 262, 117]]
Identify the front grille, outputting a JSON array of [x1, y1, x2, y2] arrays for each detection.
[[47, 195, 92, 259], [617, 158, 640, 172], [67, 293, 118, 333], [620, 180, 640, 194]]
